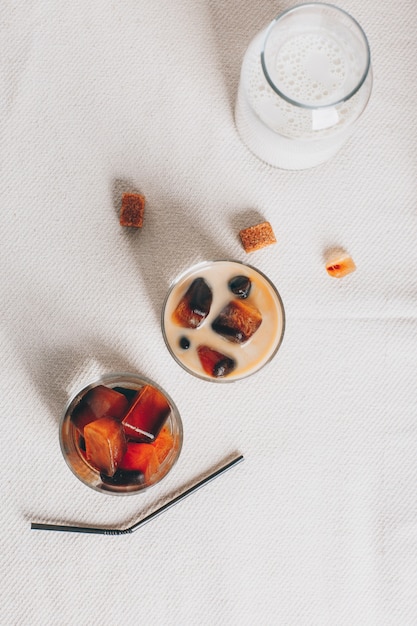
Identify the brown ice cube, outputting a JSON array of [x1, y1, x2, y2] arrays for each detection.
[[71, 385, 129, 435], [197, 345, 236, 378], [172, 277, 212, 328], [228, 275, 252, 299], [122, 384, 171, 443], [211, 299, 262, 343], [84, 417, 127, 476]]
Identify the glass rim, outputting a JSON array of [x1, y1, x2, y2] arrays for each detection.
[[260, 2, 371, 110], [161, 259, 286, 383]]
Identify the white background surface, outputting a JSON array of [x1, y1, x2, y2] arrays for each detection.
[[2, 1, 417, 624]]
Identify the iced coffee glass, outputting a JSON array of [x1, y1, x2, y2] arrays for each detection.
[[235, 3, 373, 169], [60, 373, 183, 494], [162, 260, 285, 382]]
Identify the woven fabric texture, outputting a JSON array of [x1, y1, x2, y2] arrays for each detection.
[[1, 1, 417, 624]]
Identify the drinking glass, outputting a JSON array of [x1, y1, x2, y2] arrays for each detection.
[[162, 260, 285, 382], [60, 373, 183, 494]]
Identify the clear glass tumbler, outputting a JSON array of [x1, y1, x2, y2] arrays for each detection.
[[235, 3, 373, 170], [60, 373, 183, 495], [162, 260, 285, 382]]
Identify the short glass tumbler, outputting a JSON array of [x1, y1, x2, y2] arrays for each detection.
[[235, 3, 373, 169], [60, 373, 183, 494], [162, 260, 285, 382]]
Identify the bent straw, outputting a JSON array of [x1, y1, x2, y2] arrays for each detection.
[[31, 454, 244, 535]]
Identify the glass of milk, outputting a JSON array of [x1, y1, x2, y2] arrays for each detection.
[[235, 3, 373, 170]]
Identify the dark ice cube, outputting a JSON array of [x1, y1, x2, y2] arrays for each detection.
[[228, 275, 252, 299], [100, 469, 145, 486], [179, 336, 191, 350], [113, 386, 138, 404], [211, 299, 262, 344], [197, 345, 236, 378], [172, 277, 212, 328], [122, 385, 171, 443]]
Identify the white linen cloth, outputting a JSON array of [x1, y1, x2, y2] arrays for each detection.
[[1, 1, 417, 624]]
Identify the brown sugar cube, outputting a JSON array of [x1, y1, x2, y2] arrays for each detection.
[[239, 221, 276, 253], [120, 193, 145, 228]]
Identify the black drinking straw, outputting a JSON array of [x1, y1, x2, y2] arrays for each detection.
[[31, 454, 244, 535]]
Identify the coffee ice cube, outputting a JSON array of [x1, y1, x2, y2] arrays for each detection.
[[72, 385, 129, 435], [151, 426, 174, 463], [122, 384, 171, 443], [100, 469, 145, 486], [84, 385, 129, 421], [84, 417, 127, 476], [228, 275, 252, 299], [172, 277, 212, 328], [211, 299, 262, 343], [197, 345, 236, 378], [118, 442, 159, 482]]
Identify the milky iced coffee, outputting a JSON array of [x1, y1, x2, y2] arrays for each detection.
[[162, 261, 285, 382]]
